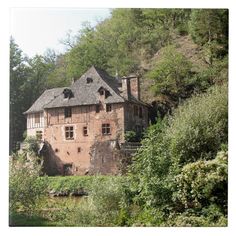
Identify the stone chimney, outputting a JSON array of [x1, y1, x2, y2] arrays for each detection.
[[130, 75, 140, 100], [121, 77, 131, 100], [121, 75, 140, 100]]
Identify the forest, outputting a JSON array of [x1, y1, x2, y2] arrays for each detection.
[[9, 9, 228, 226]]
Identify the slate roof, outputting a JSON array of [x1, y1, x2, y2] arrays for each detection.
[[44, 66, 125, 109], [24, 66, 148, 114], [24, 87, 66, 114]]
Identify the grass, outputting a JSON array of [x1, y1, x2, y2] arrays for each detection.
[[47, 175, 121, 195]]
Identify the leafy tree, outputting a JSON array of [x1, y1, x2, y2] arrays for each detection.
[[166, 83, 228, 169], [148, 45, 193, 103], [9, 147, 48, 214], [189, 9, 228, 64], [10, 38, 30, 152], [10, 40, 58, 152]]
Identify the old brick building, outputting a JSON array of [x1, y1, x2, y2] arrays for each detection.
[[24, 66, 149, 175]]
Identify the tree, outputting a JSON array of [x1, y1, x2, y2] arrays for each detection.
[[10, 38, 30, 152], [148, 45, 193, 104], [189, 9, 228, 64]]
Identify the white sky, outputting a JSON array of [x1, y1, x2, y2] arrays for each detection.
[[10, 8, 111, 57]]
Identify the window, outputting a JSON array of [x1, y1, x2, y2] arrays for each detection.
[[65, 126, 74, 140], [139, 107, 143, 118], [64, 107, 72, 118], [83, 126, 88, 136], [36, 130, 42, 140], [63, 88, 73, 99], [86, 77, 93, 83], [105, 90, 110, 98], [96, 104, 100, 113], [134, 105, 138, 116], [102, 123, 111, 135], [99, 89, 104, 96], [35, 113, 40, 124], [106, 104, 112, 112]]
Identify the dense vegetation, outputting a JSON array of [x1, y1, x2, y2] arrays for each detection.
[[9, 8, 228, 226]]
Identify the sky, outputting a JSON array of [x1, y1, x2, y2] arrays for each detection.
[[10, 8, 111, 57]]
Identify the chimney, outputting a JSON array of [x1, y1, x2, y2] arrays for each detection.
[[121, 77, 131, 100], [130, 75, 140, 100], [121, 75, 140, 100]]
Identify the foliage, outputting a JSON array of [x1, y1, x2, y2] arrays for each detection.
[[166, 84, 228, 168], [47, 175, 111, 195], [10, 38, 30, 152], [9, 40, 57, 152], [189, 9, 228, 64], [128, 84, 227, 226], [129, 119, 172, 208], [148, 45, 193, 103], [163, 204, 227, 226], [67, 176, 128, 226], [24, 136, 40, 154], [124, 130, 138, 142], [9, 153, 48, 214], [173, 150, 227, 211]]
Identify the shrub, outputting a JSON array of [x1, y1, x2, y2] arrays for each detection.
[[173, 150, 227, 211], [166, 83, 228, 168], [163, 204, 227, 226], [124, 130, 137, 142], [129, 119, 173, 208], [9, 153, 48, 214], [69, 176, 128, 226]]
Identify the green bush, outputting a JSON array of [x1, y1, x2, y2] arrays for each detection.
[[124, 130, 137, 142], [173, 150, 227, 211], [163, 203, 227, 226], [166, 84, 228, 168], [68, 176, 128, 226], [9, 153, 48, 214], [129, 119, 172, 208]]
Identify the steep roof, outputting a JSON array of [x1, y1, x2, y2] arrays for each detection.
[[24, 66, 148, 114], [44, 66, 125, 109], [24, 87, 66, 114]]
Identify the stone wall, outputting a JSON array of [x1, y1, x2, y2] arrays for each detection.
[[43, 102, 125, 175]]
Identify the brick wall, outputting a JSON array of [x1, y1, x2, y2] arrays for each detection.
[[44, 103, 125, 175]]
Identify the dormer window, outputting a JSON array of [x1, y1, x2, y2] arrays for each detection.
[[99, 89, 104, 96], [63, 88, 73, 99], [98, 87, 111, 98], [105, 90, 110, 98], [86, 77, 93, 84]]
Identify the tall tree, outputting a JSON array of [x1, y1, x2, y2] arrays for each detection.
[[148, 45, 193, 104], [189, 9, 228, 64], [10, 38, 30, 152]]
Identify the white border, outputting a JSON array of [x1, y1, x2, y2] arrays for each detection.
[[1, 1, 235, 236]]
